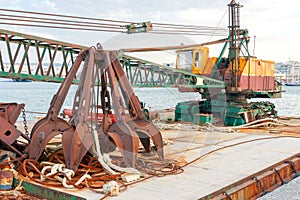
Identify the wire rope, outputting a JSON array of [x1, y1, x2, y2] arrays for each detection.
[[0, 8, 228, 36]]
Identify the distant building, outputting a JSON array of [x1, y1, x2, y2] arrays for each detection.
[[275, 61, 300, 84]]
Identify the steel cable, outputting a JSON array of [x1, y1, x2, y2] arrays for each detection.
[[0, 8, 228, 36], [0, 16, 125, 30], [0, 13, 124, 27], [0, 21, 226, 35], [0, 8, 226, 31], [0, 8, 132, 24], [0, 21, 124, 32]]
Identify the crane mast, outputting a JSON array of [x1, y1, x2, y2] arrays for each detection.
[[228, 0, 242, 91]]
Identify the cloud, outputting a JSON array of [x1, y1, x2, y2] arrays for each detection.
[[240, 0, 300, 61], [0, 0, 298, 62], [43, 0, 57, 10]]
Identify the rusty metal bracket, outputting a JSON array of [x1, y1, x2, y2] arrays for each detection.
[[0, 103, 25, 125], [252, 177, 268, 196], [222, 192, 232, 200], [272, 168, 286, 185], [0, 103, 30, 156], [284, 160, 298, 176]]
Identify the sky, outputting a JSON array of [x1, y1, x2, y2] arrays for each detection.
[[0, 0, 299, 63]]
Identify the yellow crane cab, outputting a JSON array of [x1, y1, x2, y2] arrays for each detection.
[[176, 46, 210, 75]]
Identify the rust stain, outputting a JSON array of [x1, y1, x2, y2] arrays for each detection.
[[201, 155, 300, 200]]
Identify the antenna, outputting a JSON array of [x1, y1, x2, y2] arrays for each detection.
[[253, 35, 256, 56]]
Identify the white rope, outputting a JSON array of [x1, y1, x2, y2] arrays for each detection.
[[40, 163, 75, 189], [154, 122, 199, 130], [61, 169, 75, 189], [91, 124, 141, 175], [91, 125, 118, 175], [154, 117, 300, 133], [40, 165, 52, 181], [40, 162, 92, 189], [103, 153, 141, 174], [204, 123, 237, 133], [103, 181, 120, 196], [0, 190, 23, 196], [75, 173, 92, 186]]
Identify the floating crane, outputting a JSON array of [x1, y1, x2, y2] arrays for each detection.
[[173, 0, 282, 125]]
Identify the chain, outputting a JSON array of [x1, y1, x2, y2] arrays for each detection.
[[22, 108, 29, 136]]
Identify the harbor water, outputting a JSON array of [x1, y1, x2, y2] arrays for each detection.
[[0, 80, 299, 121], [0, 80, 300, 198]]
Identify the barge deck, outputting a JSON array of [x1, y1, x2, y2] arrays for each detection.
[[15, 117, 300, 200]]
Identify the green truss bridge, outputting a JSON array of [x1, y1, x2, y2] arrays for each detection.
[[0, 28, 225, 89]]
